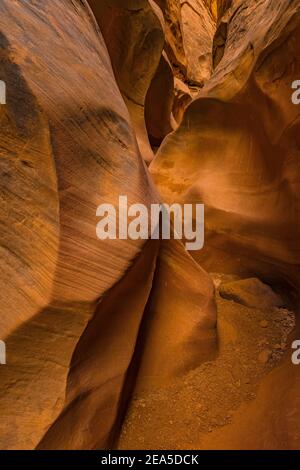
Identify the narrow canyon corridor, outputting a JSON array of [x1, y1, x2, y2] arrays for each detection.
[[119, 277, 298, 449], [0, 0, 300, 451]]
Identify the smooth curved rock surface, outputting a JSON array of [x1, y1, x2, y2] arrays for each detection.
[[134, 239, 217, 392], [145, 52, 175, 148], [1, 0, 300, 452], [219, 278, 284, 310], [155, 0, 216, 85], [0, 0, 217, 450], [0, 0, 159, 449], [151, 0, 300, 288], [88, 0, 165, 163]]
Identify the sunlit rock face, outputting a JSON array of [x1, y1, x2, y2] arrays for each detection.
[[151, 0, 300, 288], [154, 0, 215, 84], [134, 239, 217, 393], [1, 0, 300, 452], [0, 0, 216, 450], [0, 0, 159, 449]]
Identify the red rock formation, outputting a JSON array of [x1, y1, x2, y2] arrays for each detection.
[[180, 0, 215, 84], [0, 0, 159, 449], [172, 77, 193, 125], [0, 0, 216, 450], [38, 240, 160, 449], [151, 0, 300, 289], [145, 52, 175, 148], [134, 239, 217, 393], [1, 0, 300, 452], [155, 0, 215, 85], [88, 0, 165, 163]]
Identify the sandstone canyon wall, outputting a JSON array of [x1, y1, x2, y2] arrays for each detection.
[[0, 0, 216, 450], [151, 0, 300, 289], [0, 0, 300, 451]]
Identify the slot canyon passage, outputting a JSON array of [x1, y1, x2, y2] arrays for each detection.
[[0, 0, 300, 450]]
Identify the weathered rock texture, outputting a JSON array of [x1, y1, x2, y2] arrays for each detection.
[[219, 278, 284, 310], [145, 52, 175, 148], [155, 0, 216, 85], [119, 279, 298, 450], [1, 0, 300, 452], [134, 239, 217, 393], [0, 0, 158, 449], [88, 0, 166, 162], [151, 0, 300, 290], [0, 0, 216, 450]]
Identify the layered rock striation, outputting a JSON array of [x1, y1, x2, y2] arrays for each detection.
[[0, 0, 300, 451]]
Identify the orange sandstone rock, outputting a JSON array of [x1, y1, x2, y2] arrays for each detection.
[[151, 0, 300, 287], [0, 0, 159, 449]]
